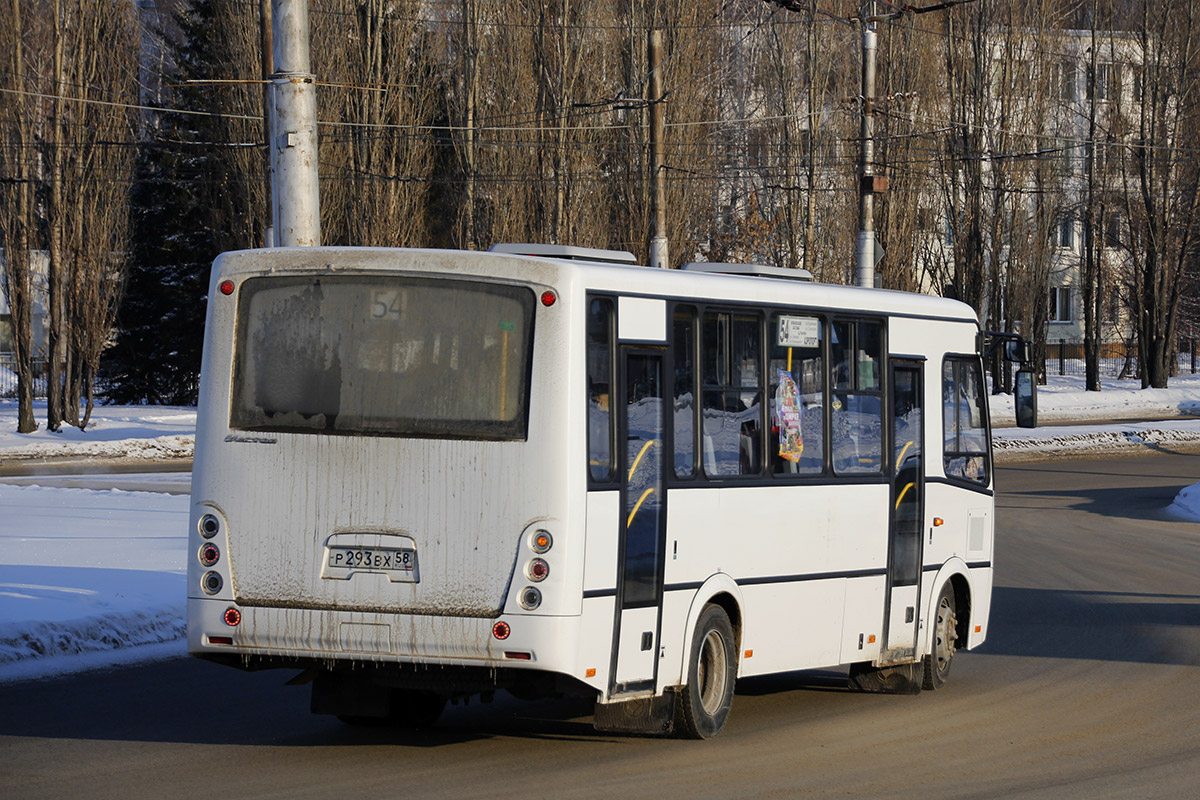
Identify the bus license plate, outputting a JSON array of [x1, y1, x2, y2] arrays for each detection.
[[327, 546, 417, 578]]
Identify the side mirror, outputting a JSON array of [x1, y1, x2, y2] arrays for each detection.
[[1015, 368, 1037, 428], [1004, 340, 1032, 364]]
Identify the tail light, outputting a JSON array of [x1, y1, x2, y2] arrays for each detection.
[[527, 558, 549, 582], [199, 543, 220, 567]]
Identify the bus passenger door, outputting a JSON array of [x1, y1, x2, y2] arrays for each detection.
[[883, 360, 924, 661], [611, 350, 666, 695]]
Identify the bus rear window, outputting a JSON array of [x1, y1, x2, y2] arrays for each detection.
[[230, 275, 535, 440]]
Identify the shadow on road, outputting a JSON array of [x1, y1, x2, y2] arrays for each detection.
[[997, 483, 1193, 522], [980, 586, 1200, 666], [0, 655, 623, 746]]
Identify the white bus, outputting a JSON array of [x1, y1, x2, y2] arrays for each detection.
[[188, 245, 1002, 738]]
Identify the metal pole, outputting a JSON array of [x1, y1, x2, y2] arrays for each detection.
[[648, 29, 668, 269], [270, 0, 320, 247], [855, 14, 877, 288]]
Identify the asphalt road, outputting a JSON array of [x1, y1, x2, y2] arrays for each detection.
[[2, 454, 1199, 799]]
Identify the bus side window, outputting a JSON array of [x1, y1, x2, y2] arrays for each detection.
[[587, 298, 615, 483], [943, 357, 990, 484], [769, 313, 825, 476], [701, 311, 763, 477], [831, 319, 883, 474], [673, 307, 697, 478]]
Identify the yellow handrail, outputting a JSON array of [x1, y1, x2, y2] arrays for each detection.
[[627, 439, 658, 481], [627, 487, 656, 527]]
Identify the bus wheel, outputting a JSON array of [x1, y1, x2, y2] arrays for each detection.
[[676, 604, 736, 739], [922, 583, 958, 690]]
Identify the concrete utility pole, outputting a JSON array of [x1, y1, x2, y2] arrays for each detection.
[[856, 3, 884, 289], [270, 0, 320, 247], [259, 0, 274, 247], [648, 29, 669, 269]]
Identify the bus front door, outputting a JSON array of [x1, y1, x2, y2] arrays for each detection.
[[883, 360, 925, 661], [611, 350, 666, 695]]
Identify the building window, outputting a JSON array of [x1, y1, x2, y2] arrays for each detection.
[[1104, 213, 1124, 249], [1058, 60, 1076, 101], [1089, 62, 1119, 102], [1049, 287, 1073, 323], [1052, 215, 1075, 248]]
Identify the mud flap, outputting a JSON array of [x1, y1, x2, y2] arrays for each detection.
[[847, 661, 923, 695], [593, 690, 677, 735]]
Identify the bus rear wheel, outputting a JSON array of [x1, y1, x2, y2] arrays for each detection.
[[676, 604, 736, 739], [922, 583, 958, 690]]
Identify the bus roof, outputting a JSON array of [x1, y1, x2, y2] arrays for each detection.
[[213, 246, 979, 325]]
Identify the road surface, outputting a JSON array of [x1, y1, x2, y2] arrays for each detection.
[[1, 454, 1198, 798]]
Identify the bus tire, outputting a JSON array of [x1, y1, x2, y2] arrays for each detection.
[[676, 603, 736, 739], [922, 583, 958, 690]]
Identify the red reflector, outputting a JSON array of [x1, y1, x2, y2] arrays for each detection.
[[529, 558, 549, 581], [199, 542, 220, 567], [492, 621, 511, 640], [219, 279, 235, 296], [223, 607, 241, 627], [540, 290, 556, 307], [504, 651, 532, 660], [208, 636, 233, 646]]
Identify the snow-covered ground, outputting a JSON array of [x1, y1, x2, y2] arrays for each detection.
[[3, 372, 1200, 683], [0, 403, 195, 461]]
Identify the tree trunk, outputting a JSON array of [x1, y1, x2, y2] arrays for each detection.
[[0, 0, 37, 432], [46, 0, 66, 431]]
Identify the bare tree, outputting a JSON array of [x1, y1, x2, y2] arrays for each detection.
[[0, 0, 38, 433], [1122, 0, 1200, 388]]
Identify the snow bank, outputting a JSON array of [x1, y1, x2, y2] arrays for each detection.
[[993, 420, 1200, 461], [0, 484, 188, 682], [990, 372, 1200, 425], [1168, 482, 1200, 523], [0, 401, 195, 461]]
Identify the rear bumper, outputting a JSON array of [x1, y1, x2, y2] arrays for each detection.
[[188, 596, 606, 689]]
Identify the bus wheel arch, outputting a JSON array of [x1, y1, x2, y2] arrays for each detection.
[[673, 575, 744, 686], [922, 569, 972, 690]]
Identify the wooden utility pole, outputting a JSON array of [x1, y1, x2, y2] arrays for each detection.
[[648, 29, 668, 269]]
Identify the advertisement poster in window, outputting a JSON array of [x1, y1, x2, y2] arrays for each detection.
[[775, 369, 803, 462]]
